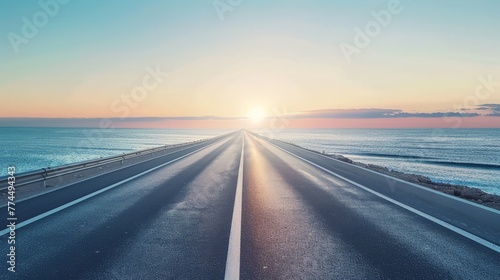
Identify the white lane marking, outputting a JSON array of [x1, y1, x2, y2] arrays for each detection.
[[292, 140, 500, 214], [264, 138, 500, 254], [225, 132, 244, 280], [0, 143, 217, 236], [5, 141, 217, 207]]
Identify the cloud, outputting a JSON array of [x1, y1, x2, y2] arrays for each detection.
[[477, 104, 500, 110], [292, 108, 401, 119], [476, 104, 500, 117], [475, 103, 500, 116], [291, 108, 481, 119], [1, 105, 499, 128], [290, 104, 500, 119], [388, 112, 480, 118]]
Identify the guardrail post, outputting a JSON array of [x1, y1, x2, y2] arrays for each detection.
[[41, 168, 47, 188]]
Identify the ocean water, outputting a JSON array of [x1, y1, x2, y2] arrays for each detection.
[[0, 127, 233, 177], [257, 129, 500, 195], [2, 127, 499, 195]]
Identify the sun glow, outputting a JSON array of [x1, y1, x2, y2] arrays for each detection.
[[247, 107, 266, 123]]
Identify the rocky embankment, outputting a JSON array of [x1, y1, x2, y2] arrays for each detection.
[[329, 154, 500, 210], [280, 140, 500, 211]]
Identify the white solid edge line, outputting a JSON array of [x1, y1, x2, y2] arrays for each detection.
[[224, 132, 244, 280], [266, 139, 500, 254], [0, 143, 214, 237], [5, 140, 213, 207], [291, 140, 500, 214]]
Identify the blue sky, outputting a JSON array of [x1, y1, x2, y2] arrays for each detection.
[[1, 0, 499, 127]]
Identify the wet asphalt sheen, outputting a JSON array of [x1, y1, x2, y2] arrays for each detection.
[[1, 132, 499, 279]]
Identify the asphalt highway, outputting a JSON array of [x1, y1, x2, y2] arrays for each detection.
[[1, 131, 499, 279]]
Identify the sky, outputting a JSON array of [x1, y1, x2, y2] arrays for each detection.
[[0, 0, 499, 128]]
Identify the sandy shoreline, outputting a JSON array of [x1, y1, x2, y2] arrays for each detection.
[[280, 140, 500, 211]]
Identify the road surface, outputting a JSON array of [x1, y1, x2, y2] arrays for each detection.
[[1, 131, 499, 279]]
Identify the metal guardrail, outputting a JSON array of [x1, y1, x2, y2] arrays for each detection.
[[0, 132, 233, 191]]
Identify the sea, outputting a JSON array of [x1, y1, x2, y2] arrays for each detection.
[[1, 127, 499, 195], [0, 127, 232, 177], [255, 128, 500, 195]]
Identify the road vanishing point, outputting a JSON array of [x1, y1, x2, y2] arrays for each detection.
[[1, 131, 499, 279]]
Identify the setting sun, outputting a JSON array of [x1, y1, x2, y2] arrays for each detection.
[[247, 107, 266, 123]]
